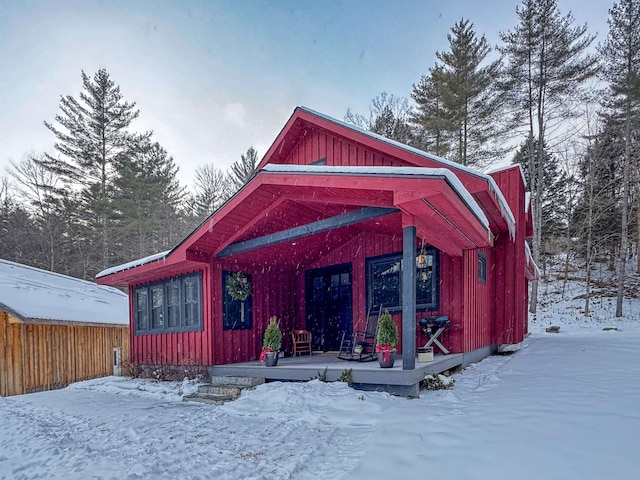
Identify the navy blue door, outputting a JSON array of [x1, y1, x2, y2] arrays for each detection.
[[305, 264, 352, 352]]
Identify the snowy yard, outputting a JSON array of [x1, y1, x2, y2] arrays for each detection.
[[2, 280, 639, 480]]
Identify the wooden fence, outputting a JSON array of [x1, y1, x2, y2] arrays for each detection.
[[0, 310, 130, 397]]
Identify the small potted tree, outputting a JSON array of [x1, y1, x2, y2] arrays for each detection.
[[260, 316, 282, 367], [376, 309, 398, 368]]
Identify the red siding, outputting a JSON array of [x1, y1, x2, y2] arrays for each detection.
[[129, 265, 212, 366], [121, 115, 531, 367], [283, 127, 414, 168], [461, 248, 493, 352], [490, 167, 528, 345]]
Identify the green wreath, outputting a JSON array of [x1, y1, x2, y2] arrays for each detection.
[[226, 272, 252, 301]]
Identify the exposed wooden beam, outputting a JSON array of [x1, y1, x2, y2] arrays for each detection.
[[217, 207, 399, 257]]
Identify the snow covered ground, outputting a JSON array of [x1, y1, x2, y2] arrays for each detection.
[[1, 276, 639, 480]]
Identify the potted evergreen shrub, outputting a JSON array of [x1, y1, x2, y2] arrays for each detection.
[[260, 316, 282, 367], [376, 309, 398, 368]]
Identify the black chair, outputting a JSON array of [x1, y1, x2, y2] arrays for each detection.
[[338, 305, 382, 362]]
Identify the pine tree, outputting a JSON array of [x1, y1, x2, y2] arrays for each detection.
[[498, 0, 599, 313], [112, 137, 185, 261], [434, 19, 504, 167], [41, 69, 140, 269], [598, 0, 640, 316], [229, 147, 259, 191], [512, 137, 567, 244], [411, 65, 451, 157]]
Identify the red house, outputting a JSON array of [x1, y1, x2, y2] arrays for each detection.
[[97, 107, 536, 394]]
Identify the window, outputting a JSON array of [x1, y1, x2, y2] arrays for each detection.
[[366, 249, 439, 313], [133, 272, 202, 335], [222, 271, 253, 330], [166, 281, 180, 328], [135, 289, 148, 330], [478, 252, 487, 284]]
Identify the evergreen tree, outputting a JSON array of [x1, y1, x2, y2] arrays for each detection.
[[435, 19, 504, 167], [112, 137, 185, 261], [498, 0, 599, 313], [41, 69, 140, 269], [0, 176, 40, 266], [598, 0, 640, 315], [512, 137, 567, 243], [229, 147, 258, 191], [411, 65, 451, 157]]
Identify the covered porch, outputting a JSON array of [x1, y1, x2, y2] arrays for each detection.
[[183, 165, 497, 370], [209, 351, 468, 397]]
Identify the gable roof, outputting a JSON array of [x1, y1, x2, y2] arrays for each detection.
[[97, 106, 521, 285], [0, 259, 128, 326], [259, 106, 516, 236]]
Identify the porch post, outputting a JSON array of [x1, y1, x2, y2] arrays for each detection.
[[402, 225, 416, 370]]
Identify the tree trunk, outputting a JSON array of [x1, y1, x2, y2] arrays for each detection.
[[615, 113, 631, 317]]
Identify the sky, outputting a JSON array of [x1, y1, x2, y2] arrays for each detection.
[[1, 274, 639, 478], [0, 0, 612, 190]]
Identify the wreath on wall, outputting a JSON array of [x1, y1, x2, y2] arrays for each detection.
[[226, 272, 252, 301]]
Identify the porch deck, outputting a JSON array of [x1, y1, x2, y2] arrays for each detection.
[[208, 352, 464, 397]]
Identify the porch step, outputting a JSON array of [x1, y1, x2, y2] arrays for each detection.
[[209, 375, 265, 387], [182, 376, 265, 405]]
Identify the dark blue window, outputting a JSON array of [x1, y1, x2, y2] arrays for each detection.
[[478, 252, 487, 284], [222, 271, 253, 330], [133, 272, 203, 335], [366, 249, 439, 313]]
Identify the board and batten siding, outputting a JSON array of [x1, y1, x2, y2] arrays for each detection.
[[128, 266, 212, 367], [284, 126, 414, 168], [0, 310, 129, 397]]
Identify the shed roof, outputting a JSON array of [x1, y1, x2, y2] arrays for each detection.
[[0, 259, 128, 326]]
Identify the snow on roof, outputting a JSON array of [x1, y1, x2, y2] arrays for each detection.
[[484, 162, 528, 188], [524, 241, 541, 278], [96, 250, 170, 279], [262, 164, 491, 233], [297, 106, 516, 238], [0, 259, 128, 326]]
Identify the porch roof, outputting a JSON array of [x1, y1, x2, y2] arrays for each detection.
[[98, 164, 495, 286]]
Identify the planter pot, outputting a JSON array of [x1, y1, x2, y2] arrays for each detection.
[[264, 351, 279, 367], [377, 349, 396, 368]]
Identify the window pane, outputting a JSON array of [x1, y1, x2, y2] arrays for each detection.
[[372, 259, 401, 308], [166, 283, 180, 328], [183, 276, 200, 326], [367, 249, 439, 313], [340, 272, 350, 285], [151, 286, 163, 328], [135, 289, 148, 330]]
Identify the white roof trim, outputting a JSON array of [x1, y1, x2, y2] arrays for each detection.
[[96, 250, 170, 279], [262, 164, 491, 236]]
